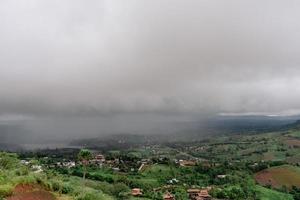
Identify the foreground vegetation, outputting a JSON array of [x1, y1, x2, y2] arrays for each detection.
[[0, 152, 114, 200], [3, 122, 300, 199]]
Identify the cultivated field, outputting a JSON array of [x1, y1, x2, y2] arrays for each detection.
[[255, 165, 300, 189]]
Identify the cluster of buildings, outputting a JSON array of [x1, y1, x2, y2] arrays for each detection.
[[55, 153, 106, 169], [131, 187, 212, 200], [187, 188, 212, 200], [22, 152, 225, 200], [56, 161, 76, 168], [163, 192, 175, 200], [131, 188, 176, 200], [53, 153, 151, 173], [178, 159, 197, 167], [20, 160, 43, 173]]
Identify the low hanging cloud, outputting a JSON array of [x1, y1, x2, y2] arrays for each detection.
[[1, 0, 300, 119]]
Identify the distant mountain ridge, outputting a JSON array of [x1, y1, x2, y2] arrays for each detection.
[[1, 116, 300, 152], [279, 119, 300, 131]]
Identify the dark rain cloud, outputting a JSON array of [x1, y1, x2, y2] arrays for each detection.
[[0, 0, 300, 119]]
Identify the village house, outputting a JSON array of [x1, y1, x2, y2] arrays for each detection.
[[187, 189, 202, 199], [163, 192, 175, 200], [216, 174, 226, 179], [196, 189, 211, 200], [20, 160, 30, 165], [179, 160, 197, 167], [106, 158, 120, 167], [138, 163, 148, 172], [131, 188, 142, 196], [140, 158, 151, 164], [32, 165, 43, 173], [187, 188, 211, 200], [90, 154, 106, 166], [95, 154, 105, 162], [112, 167, 120, 172], [63, 161, 76, 168], [56, 161, 76, 168], [167, 178, 179, 184]]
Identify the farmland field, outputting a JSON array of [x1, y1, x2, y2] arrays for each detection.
[[284, 139, 300, 147], [255, 165, 300, 189]]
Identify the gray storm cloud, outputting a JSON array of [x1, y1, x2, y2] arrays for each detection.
[[1, 0, 300, 119]]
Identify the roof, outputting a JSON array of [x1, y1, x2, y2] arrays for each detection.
[[199, 189, 210, 197], [179, 160, 196, 166], [187, 189, 201, 193], [217, 174, 226, 178], [131, 188, 142, 196], [163, 192, 174, 199]]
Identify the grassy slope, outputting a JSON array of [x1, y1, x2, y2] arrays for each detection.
[[0, 153, 115, 200], [139, 164, 175, 186], [256, 185, 294, 200], [286, 130, 300, 138]]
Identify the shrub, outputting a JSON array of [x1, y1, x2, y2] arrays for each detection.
[[61, 183, 73, 194], [76, 191, 107, 200], [112, 183, 130, 196], [0, 153, 19, 170], [0, 184, 13, 198], [50, 180, 63, 192], [12, 174, 37, 185], [15, 166, 29, 176]]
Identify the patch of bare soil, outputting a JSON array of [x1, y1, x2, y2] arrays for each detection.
[[7, 184, 56, 200], [255, 170, 279, 188]]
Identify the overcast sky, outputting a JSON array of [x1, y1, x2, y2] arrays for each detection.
[[1, 0, 300, 121]]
